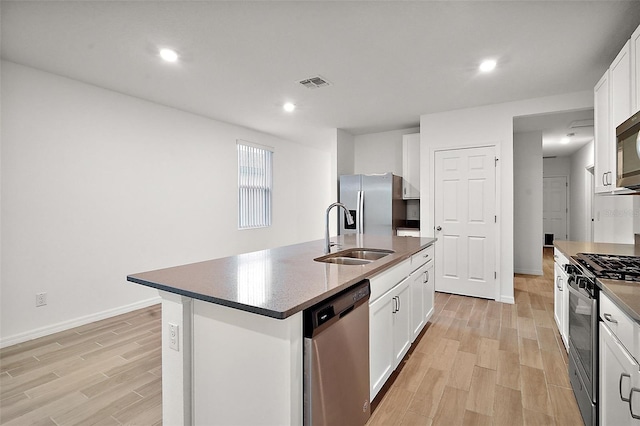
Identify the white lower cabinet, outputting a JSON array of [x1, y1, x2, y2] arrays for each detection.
[[600, 291, 640, 425], [553, 250, 569, 351], [599, 322, 640, 425], [410, 260, 434, 341], [424, 260, 434, 323], [369, 277, 410, 400], [369, 245, 435, 401]]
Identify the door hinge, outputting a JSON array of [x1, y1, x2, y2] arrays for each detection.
[[494, 271, 497, 279], [494, 215, 497, 223], [495, 157, 499, 167]]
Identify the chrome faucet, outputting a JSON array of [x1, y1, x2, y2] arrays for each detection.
[[325, 202, 354, 254]]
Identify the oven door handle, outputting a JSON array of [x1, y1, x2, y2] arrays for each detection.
[[630, 387, 640, 420], [567, 280, 591, 302], [620, 373, 632, 402]]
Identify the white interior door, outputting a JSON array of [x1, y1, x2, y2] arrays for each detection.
[[543, 176, 568, 244], [434, 146, 496, 299]]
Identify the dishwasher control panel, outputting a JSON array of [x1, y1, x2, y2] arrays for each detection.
[[303, 280, 370, 337]]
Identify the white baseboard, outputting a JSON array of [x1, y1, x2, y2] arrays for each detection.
[[500, 296, 515, 304], [0, 296, 162, 349], [514, 268, 544, 276]]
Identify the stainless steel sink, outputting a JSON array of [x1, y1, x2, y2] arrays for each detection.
[[315, 248, 394, 265]]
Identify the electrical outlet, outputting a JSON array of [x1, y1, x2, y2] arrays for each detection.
[[168, 323, 179, 351], [36, 292, 47, 307]]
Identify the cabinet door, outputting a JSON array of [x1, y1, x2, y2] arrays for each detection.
[[424, 261, 435, 323], [599, 323, 640, 425], [560, 268, 569, 350], [594, 70, 611, 193], [402, 133, 420, 199], [392, 279, 411, 368], [410, 264, 427, 342], [369, 290, 394, 400], [553, 262, 565, 333], [632, 24, 640, 114], [610, 40, 632, 192], [611, 40, 632, 128]]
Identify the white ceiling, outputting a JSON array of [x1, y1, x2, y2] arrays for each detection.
[[2, 1, 639, 149]]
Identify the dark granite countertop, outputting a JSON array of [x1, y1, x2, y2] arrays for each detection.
[[128, 234, 436, 319], [554, 240, 640, 323]]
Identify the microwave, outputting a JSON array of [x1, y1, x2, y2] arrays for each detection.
[[616, 110, 640, 190]]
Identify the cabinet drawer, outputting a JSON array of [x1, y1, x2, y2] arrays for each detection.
[[411, 245, 434, 269], [554, 248, 569, 267], [600, 292, 640, 361], [369, 259, 413, 303]]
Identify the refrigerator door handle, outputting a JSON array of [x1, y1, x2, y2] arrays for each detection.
[[357, 190, 364, 234]]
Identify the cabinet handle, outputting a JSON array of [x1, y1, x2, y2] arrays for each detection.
[[630, 388, 640, 420], [620, 373, 631, 402], [397, 296, 400, 312], [556, 276, 563, 290], [604, 313, 618, 324], [392, 297, 397, 313], [603, 173, 607, 186], [424, 271, 429, 284]]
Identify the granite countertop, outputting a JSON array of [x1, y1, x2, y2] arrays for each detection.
[[554, 240, 640, 322], [128, 234, 436, 319]]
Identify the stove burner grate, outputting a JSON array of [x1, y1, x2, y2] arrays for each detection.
[[577, 253, 640, 282]]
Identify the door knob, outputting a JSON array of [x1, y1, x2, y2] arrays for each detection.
[[436, 226, 442, 231]]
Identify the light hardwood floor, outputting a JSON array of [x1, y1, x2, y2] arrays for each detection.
[[1, 248, 582, 425], [0, 305, 162, 425], [368, 247, 583, 425]]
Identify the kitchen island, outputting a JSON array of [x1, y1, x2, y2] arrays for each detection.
[[128, 234, 435, 425]]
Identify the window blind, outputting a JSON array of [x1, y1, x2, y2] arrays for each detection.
[[237, 141, 273, 229]]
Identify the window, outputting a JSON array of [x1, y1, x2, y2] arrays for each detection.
[[237, 140, 273, 229]]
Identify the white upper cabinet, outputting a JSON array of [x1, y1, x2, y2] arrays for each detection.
[[594, 39, 632, 193], [402, 133, 420, 199], [611, 40, 632, 129], [632, 24, 640, 114], [594, 70, 611, 193]]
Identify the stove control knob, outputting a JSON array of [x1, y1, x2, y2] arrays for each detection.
[[564, 264, 577, 275]]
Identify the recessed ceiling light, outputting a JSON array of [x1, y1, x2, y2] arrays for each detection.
[[159, 48, 179, 63], [479, 59, 497, 73], [283, 102, 296, 112], [561, 137, 570, 144]]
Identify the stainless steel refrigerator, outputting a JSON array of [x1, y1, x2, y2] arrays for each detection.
[[339, 173, 406, 236]]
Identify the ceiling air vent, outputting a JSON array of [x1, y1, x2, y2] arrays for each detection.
[[299, 76, 331, 89], [569, 119, 594, 129]]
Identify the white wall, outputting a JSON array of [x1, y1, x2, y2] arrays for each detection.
[[514, 131, 543, 275], [336, 129, 355, 178], [593, 193, 636, 243], [353, 127, 419, 175], [420, 91, 593, 303], [543, 157, 571, 177], [1, 62, 333, 346], [570, 141, 594, 242]]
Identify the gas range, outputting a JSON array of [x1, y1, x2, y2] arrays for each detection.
[[573, 252, 640, 282]]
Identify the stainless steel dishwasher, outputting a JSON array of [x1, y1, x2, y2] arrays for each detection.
[[303, 280, 371, 426]]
